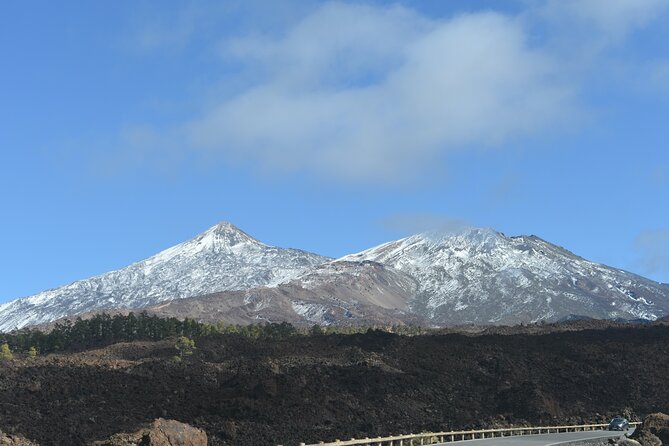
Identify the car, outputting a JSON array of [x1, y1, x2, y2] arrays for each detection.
[[608, 417, 630, 431]]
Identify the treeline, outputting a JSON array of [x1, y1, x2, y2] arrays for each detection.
[[1, 312, 207, 355], [0, 312, 429, 356]]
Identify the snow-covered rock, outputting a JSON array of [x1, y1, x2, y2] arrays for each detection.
[[340, 228, 669, 325], [0, 222, 330, 331]]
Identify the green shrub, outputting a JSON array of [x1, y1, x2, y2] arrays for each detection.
[[175, 336, 195, 360], [27, 346, 38, 360], [0, 343, 13, 361]]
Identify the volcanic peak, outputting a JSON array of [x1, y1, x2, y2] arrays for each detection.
[[194, 221, 264, 249]]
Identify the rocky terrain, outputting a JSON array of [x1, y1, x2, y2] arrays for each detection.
[[630, 413, 669, 445], [0, 321, 668, 445], [91, 418, 207, 446], [146, 260, 427, 327]]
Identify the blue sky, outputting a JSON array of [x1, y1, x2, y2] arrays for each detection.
[[2, 0, 669, 303]]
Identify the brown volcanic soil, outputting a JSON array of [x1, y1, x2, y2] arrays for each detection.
[[0, 324, 668, 446]]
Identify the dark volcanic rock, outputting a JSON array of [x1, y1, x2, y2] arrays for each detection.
[[0, 324, 668, 446], [630, 413, 669, 446], [92, 419, 207, 446]]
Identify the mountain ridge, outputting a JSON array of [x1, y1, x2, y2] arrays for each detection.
[[340, 228, 669, 325], [0, 222, 330, 331], [1, 223, 668, 331]]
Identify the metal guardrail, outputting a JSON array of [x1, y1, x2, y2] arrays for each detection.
[[292, 422, 641, 446]]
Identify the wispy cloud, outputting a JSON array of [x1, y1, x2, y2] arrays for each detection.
[[131, 0, 318, 53], [381, 213, 473, 237], [634, 229, 669, 281], [537, 0, 669, 42]]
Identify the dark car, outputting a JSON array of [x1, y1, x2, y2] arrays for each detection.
[[608, 417, 630, 431]]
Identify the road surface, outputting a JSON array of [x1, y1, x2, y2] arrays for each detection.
[[435, 429, 633, 446]]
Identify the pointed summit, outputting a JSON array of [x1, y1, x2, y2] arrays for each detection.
[[209, 221, 243, 233], [199, 221, 263, 248]]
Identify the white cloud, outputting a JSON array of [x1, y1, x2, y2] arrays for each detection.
[[182, 3, 576, 182], [116, 1, 668, 185]]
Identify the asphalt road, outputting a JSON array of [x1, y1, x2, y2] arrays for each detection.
[[434, 429, 634, 446]]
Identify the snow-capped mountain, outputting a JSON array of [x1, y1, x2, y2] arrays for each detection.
[[0, 222, 330, 331], [2, 223, 669, 331], [340, 228, 669, 325], [134, 227, 669, 328]]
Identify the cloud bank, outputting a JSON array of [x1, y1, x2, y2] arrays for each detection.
[[183, 3, 578, 182], [123, 0, 668, 184]]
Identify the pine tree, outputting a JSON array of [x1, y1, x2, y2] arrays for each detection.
[[27, 346, 38, 360]]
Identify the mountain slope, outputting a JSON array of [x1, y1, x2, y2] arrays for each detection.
[[340, 228, 669, 325], [145, 260, 425, 326], [0, 223, 330, 331]]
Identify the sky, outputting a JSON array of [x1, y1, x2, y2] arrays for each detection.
[[1, 0, 669, 303]]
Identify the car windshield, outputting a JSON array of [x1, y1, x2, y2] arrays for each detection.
[[611, 418, 625, 423]]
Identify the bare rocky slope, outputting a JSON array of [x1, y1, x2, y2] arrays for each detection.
[[147, 260, 427, 326]]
